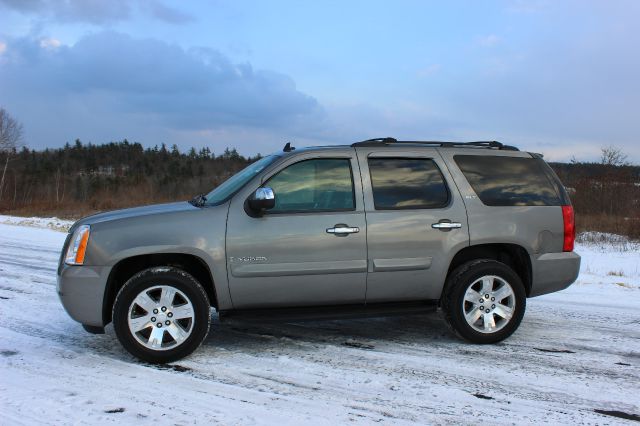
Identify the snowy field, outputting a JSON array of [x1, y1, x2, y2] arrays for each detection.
[[0, 216, 639, 425]]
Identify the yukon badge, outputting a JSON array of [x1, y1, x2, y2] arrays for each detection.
[[229, 256, 268, 263]]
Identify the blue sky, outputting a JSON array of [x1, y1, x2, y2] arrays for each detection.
[[1, 0, 638, 162]]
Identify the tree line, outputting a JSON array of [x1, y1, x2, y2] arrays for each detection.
[[0, 139, 256, 217], [550, 147, 640, 238]]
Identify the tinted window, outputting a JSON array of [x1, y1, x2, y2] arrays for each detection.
[[267, 158, 355, 213], [205, 155, 278, 205], [368, 158, 449, 209], [454, 155, 561, 206]]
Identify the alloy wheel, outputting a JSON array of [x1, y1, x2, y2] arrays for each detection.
[[462, 275, 516, 334], [127, 285, 195, 351]]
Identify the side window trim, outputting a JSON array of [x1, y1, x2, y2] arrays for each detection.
[[367, 156, 451, 211], [263, 157, 357, 215]]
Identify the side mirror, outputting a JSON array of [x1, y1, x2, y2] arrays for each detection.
[[248, 187, 275, 212]]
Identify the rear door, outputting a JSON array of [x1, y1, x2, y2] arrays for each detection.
[[356, 147, 469, 302], [226, 148, 368, 309]]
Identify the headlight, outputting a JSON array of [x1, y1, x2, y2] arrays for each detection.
[[65, 225, 91, 265]]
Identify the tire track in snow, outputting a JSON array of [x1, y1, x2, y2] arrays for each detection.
[[1, 222, 639, 425]]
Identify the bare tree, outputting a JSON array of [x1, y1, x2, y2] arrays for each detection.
[[0, 108, 23, 151], [598, 145, 632, 215], [0, 108, 24, 202], [600, 145, 629, 167]]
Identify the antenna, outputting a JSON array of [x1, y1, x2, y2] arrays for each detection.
[[283, 142, 295, 152]]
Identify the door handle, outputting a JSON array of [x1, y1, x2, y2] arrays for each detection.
[[326, 225, 360, 235], [431, 221, 462, 230]]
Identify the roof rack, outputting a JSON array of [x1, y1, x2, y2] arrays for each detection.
[[351, 137, 519, 151]]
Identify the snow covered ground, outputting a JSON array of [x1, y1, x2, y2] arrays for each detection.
[[0, 218, 639, 425]]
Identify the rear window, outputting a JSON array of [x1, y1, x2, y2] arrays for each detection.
[[368, 158, 449, 209], [454, 155, 561, 206]]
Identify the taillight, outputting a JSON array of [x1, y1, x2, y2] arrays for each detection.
[[562, 205, 575, 252]]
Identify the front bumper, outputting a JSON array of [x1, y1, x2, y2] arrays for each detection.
[[529, 251, 581, 297], [57, 264, 111, 327]]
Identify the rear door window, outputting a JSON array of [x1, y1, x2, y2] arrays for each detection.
[[368, 158, 449, 209], [454, 155, 561, 206]]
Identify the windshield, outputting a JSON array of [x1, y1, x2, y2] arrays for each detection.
[[204, 155, 279, 205]]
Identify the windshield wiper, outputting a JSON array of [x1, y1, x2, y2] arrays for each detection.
[[189, 193, 207, 207]]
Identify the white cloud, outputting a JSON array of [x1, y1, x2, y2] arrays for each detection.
[[39, 38, 61, 50], [0, 41, 7, 54]]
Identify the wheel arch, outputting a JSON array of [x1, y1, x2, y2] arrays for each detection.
[[103, 253, 218, 325], [445, 243, 532, 298]]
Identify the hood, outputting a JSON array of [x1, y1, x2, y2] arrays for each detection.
[[71, 202, 198, 231]]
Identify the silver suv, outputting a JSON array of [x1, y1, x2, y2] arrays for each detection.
[[57, 138, 580, 363]]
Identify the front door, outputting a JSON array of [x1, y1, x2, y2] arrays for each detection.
[[355, 147, 469, 302], [226, 149, 367, 309]]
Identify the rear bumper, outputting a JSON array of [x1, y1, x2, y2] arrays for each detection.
[[57, 264, 111, 327], [529, 251, 581, 297]]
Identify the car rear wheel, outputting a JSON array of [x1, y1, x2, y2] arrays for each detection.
[[113, 267, 210, 363], [441, 259, 526, 343]]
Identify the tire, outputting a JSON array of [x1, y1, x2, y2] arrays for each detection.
[[113, 267, 210, 363], [441, 259, 526, 344]]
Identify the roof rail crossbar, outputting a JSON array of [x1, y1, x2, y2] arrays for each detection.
[[359, 137, 398, 144], [351, 138, 519, 151]]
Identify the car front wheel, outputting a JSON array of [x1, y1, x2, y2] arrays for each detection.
[[441, 259, 526, 343], [113, 267, 210, 363]]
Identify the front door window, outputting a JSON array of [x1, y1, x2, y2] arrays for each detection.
[[266, 158, 355, 213]]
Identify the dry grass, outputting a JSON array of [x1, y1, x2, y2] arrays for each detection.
[[576, 213, 640, 240], [1, 197, 179, 220]]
